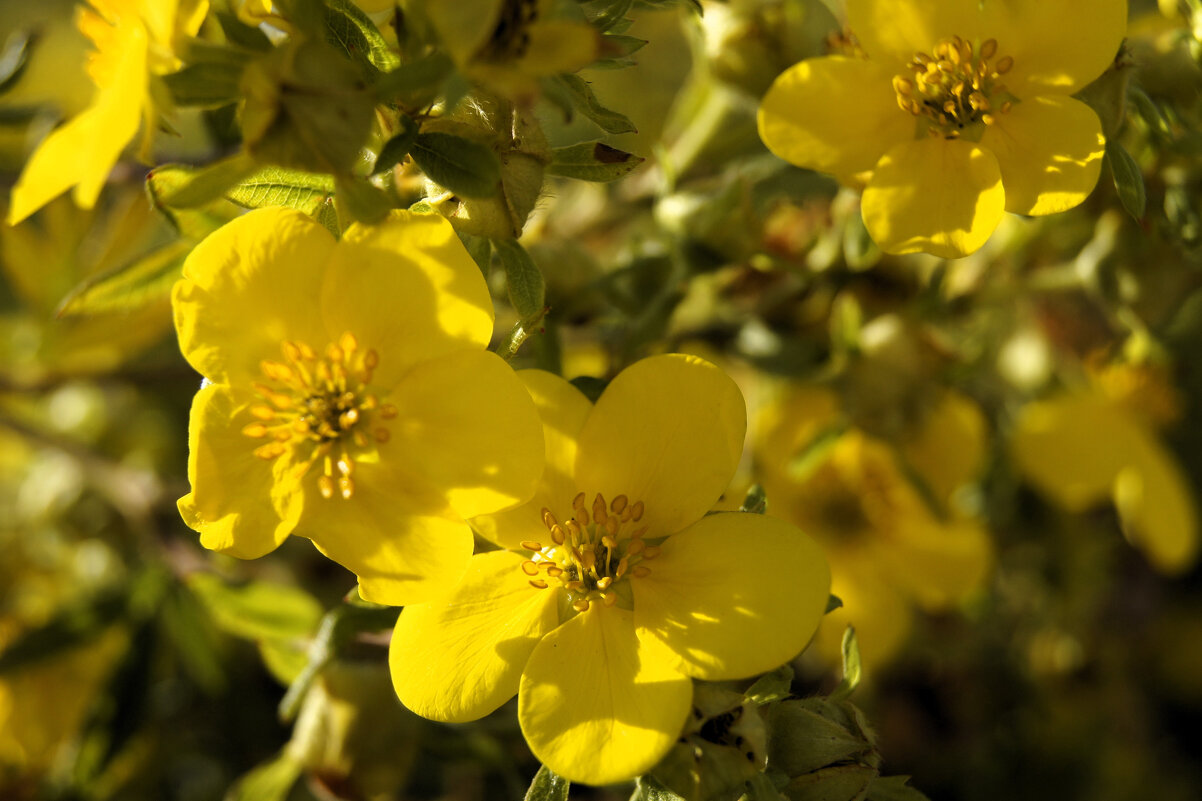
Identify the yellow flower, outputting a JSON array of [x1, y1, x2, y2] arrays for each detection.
[[6, 0, 209, 226], [389, 355, 830, 784], [756, 385, 992, 667], [1011, 363, 1199, 574], [172, 207, 544, 605], [757, 0, 1125, 258]]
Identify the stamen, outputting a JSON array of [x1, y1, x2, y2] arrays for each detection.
[[572, 599, 590, 613], [520, 540, 544, 551], [521, 560, 540, 576], [530, 579, 549, 589]]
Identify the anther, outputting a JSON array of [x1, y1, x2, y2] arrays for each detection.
[[374, 428, 390, 443], [630, 501, 644, 521], [980, 38, 998, 60], [541, 508, 557, 528], [318, 475, 336, 499], [572, 599, 591, 613], [251, 405, 276, 420], [339, 476, 354, 499], [643, 546, 662, 559], [550, 524, 566, 545], [521, 560, 540, 576], [529, 580, 549, 589], [601, 593, 618, 607], [597, 576, 613, 590], [337, 457, 354, 476], [242, 422, 269, 438], [611, 495, 628, 514], [520, 540, 544, 551], [633, 566, 652, 578], [339, 332, 358, 354], [572, 491, 586, 510], [627, 539, 646, 556], [364, 349, 379, 370], [592, 494, 608, 525], [380, 404, 398, 419]]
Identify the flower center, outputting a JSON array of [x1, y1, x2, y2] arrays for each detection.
[[241, 332, 396, 501], [519, 492, 660, 612], [893, 36, 1015, 139]]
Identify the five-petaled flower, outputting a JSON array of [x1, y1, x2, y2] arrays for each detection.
[[172, 207, 544, 605], [389, 354, 830, 785], [757, 0, 1127, 258], [7, 0, 209, 226]]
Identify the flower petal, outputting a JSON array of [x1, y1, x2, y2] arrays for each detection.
[[178, 382, 302, 559], [1112, 437, 1199, 575], [390, 551, 560, 723], [1012, 395, 1138, 510], [574, 354, 745, 538], [634, 512, 829, 680], [473, 369, 594, 550], [519, 606, 692, 785], [898, 390, 988, 505], [861, 138, 1005, 259], [6, 18, 147, 225], [322, 212, 495, 388], [385, 350, 544, 520], [845, 0, 995, 68], [980, 95, 1105, 216], [299, 484, 474, 606], [757, 56, 912, 178], [874, 517, 993, 610], [996, 0, 1127, 96], [173, 208, 334, 386]]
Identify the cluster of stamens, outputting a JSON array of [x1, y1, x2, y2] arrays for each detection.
[[519, 492, 660, 612], [241, 332, 396, 500], [893, 36, 1015, 137], [485, 0, 539, 60]]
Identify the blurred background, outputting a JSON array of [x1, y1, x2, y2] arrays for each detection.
[[2, 1, 1202, 800]]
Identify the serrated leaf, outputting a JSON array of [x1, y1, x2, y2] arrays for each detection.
[[147, 155, 257, 210], [56, 240, 191, 317], [865, 776, 932, 801], [493, 239, 546, 321], [411, 132, 503, 198], [187, 574, 323, 643], [554, 74, 637, 134], [784, 765, 877, 801], [1105, 139, 1146, 220], [226, 166, 336, 213], [768, 701, 874, 776], [546, 142, 644, 181], [224, 750, 303, 801], [372, 116, 419, 175], [324, 0, 400, 74], [525, 765, 570, 801]]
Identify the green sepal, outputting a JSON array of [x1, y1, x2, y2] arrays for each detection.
[[411, 131, 503, 198], [493, 238, 547, 322], [546, 142, 645, 182], [1105, 139, 1146, 220]]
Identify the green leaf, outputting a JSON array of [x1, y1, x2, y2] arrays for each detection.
[[546, 142, 645, 182], [825, 594, 844, 614], [865, 776, 932, 801], [631, 775, 687, 801], [56, 240, 192, 317], [768, 700, 874, 776], [158, 584, 226, 695], [830, 626, 862, 701], [739, 484, 768, 514], [314, 196, 341, 237], [226, 165, 336, 213], [783, 765, 877, 801], [147, 154, 257, 210], [0, 588, 127, 674], [493, 239, 546, 322], [525, 765, 570, 801], [581, 0, 635, 31], [553, 74, 638, 134], [372, 115, 419, 175], [1105, 139, 1146, 220], [224, 750, 303, 801], [0, 28, 37, 95], [745, 664, 794, 706], [411, 132, 503, 198], [186, 574, 324, 643], [373, 51, 455, 103], [335, 174, 395, 224], [324, 0, 400, 74], [163, 60, 246, 107]]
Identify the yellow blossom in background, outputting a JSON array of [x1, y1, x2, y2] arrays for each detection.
[[756, 384, 992, 668], [409, 0, 600, 100], [6, 0, 209, 225], [172, 207, 544, 605], [757, 0, 1126, 258], [1012, 361, 1199, 574], [390, 355, 830, 784]]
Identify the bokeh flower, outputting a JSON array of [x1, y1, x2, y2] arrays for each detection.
[[756, 384, 993, 667], [1012, 360, 1199, 574], [390, 355, 830, 784], [6, 0, 209, 225], [172, 207, 544, 605], [757, 0, 1126, 258]]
